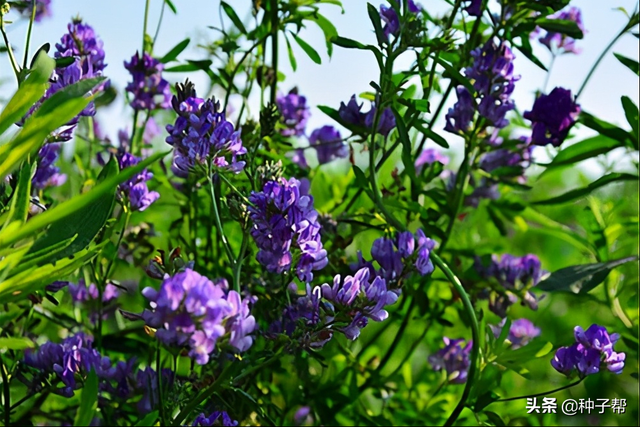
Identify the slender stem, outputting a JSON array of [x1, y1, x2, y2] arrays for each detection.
[[1, 15, 20, 84], [130, 110, 140, 155], [269, 0, 279, 105], [431, 253, 479, 427], [207, 170, 238, 290], [152, 0, 166, 46], [543, 54, 556, 93], [156, 343, 167, 426], [142, 0, 151, 54], [22, 0, 37, 69], [496, 379, 584, 402], [0, 354, 10, 426], [224, 38, 267, 111]]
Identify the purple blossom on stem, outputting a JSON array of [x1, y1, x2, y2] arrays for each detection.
[[524, 87, 580, 147], [166, 84, 246, 176], [309, 126, 348, 164], [192, 411, 238, 426], [54, 18, 107, 77], [415, 148, 449, 173], [538, 7, 585, 55], [444, 87, 475, 134], [32, 143, 67, 189], [490, 318, 541, 349], [365, 229, 436, 281], [365, 105, 396, 137], [338, 95, 367, 127], [428, 337, 473, 384], [551, 324, 626, 377], [338, 94, 396, 136], [463, 0, 482, 17], [379, 1, 421, 38], [141, 269, 255, 365], [117, 152, 159, 211], [276, 89, 310, 137], [124, 52, 171, 111], [248, 177, 327, 282]]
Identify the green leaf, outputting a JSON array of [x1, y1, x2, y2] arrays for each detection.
[[0, 151, 168, 250], [579, 111, 635, 148], [331, 36, 367, 50], [537, 256, 638, 293], [541, 135, 623, 168], [0, 337, 35, 350], [308, 13, 338, 56], [292, 34, 322, 64], [532, 173, 639, 205], [352, 165, 368, 189], [221, 1, 247, 34], [484, 411, 506, 426], [284, 35, 297, 72], [621, 96, 639, 141], [367, 2, 386, 47], [3, 162, 34, 228], [435, 57, 476, 95], [74, 369, 99, 427], [514, 36, 548, 71], [0, 77, 106, 181], [392, 109, 417, 180], [495, 341, 553, 365], [165, 59, 213, 73], [164, 0, 177, 13], [318, 105, 368, 134], [0, 50, 54, 137], [135, 411, 159, 427], [614, 52, 639, 76], [413, 121, 450, 148], [535, 18, 584, 39], [26, 157, 118, 265], [159, 38, 190, 63]]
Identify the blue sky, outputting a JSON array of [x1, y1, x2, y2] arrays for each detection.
[[2, 0, 639, 170]]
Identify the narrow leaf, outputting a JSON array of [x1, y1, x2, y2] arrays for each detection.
[[532, 173, 638, 205], [614, 52, 639, 76], [537, 256, 638, 293], [0, 337, 35, 350], [535, 18, 584, 39], [74, 369, 99, 426], [292, 34, 322, 64], [164, 0, 177, 13], [309, 13, 338, 56], [367, 3, 386, 47], [541, 135, 622, 168], [621, 96, 639, 141], [221, 2, 247, 34], [414, 121, 450, 148], [159, 38, 190, 63], [284, 35, 297, 72], [579, 111, 635, 148]]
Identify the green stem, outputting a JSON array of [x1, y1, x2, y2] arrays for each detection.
[[207, 170, 238, 291], [269, 0, 279, 105], [142, 0, 151, 54], [22, 0, 37, 69], [152, 0, 166, 46], [156, 343, 167, 426], [232, 349, 283, 386], [495, 379, 583, 402], [431, 253, 479, 427], [0, 15, 20, 84], [543, 54, 556, 93], [0, 354, 10, 426], [130, 110, 140, 155]]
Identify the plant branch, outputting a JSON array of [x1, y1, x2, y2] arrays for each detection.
[[22, 0, 37, 69]]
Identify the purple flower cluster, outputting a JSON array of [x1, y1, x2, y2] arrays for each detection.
[[55, 19, 107, 77], [379, 0, 421, 38], [141, 269, 256, 365], [538, 7, 585, 55], [415, 148, 449, 173], [490, 318, 541, 349], [117, 152, 160, 211], [338, 95, 396, 136], [32, 143, 67, 190], [479, 137, 533, 181], [248, 177, 327, 282], [322, 267, 399, 339], [428, 337, 473, 384], [309, 125, 348, 164], [445, 40, 519, 134], [355, 229, 436, 282], [475, 254, 543, 317], [463, 0, 482, 17], [524, 87, 580, 147], [69, 278, 119, 303], [552, 324, 626, 378], [166, 84, 246, 176], [124, 52, 171, 111], [16, 0, 52, 21], [23, 333, 134, 398], [277, 89, 310, 137], [192, 411, 238, 426]]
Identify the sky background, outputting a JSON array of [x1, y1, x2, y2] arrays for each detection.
[[1, 0, 639, 173]]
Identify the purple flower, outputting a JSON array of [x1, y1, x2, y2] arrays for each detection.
[[289, 148, 309, 169], [166, 83, 246, 176], [124, 52, 171, 111], [428, 337, 472, 384], [479, 138, 532, 179], [538, 7, 585, 55], [16, 0, 52, 22], [524, 87, 580, 147], [141, 269, 255, 364], [415, 148, 449, 173], [68, 279, 119, 303], [309, 126, 348, 164], [192, 411, 238, 426], [117, 152, 159, 211], [463, 0, 482, 17], [45, 281, 70, 293], [490, 318, 541, 349], [32, 143, 67, 189], [293, 406, 314, 426], [338, 94, 396, 136], [444, 87, 475, 134], [277, 89, 310, 137], [379, 1, 421, 38], [248, 177, 327, 282], [338, 95, 367, 127], [365, 106, 396, 137], [136, 367, 175, 415], [551, 324, 626, 378], [54, 19, 106, 77]]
